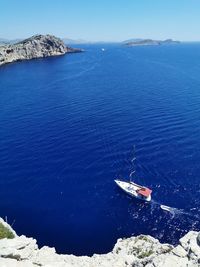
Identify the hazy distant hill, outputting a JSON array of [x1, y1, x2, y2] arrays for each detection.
[[0, 37, 87, 46], [0, 36, 89, 46], [0, 38, 23, 45], [62, 38, 117, 45], [62, 38, 88, 44]]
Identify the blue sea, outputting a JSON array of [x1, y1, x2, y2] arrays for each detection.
[[0, 43, 200, 256]]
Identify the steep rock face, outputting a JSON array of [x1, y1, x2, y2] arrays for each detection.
[[0, 34, 82, 66], [0, 217, 199, 267]]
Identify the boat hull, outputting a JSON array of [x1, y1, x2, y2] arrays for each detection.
[[114, 179, 151, 202]]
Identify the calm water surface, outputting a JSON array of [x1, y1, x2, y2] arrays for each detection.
[[0, 43, 200, 255]]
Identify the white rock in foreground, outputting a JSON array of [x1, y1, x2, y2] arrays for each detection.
[[0, 218, 199, 266]]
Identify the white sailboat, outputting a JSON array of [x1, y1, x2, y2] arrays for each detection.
[[114, 179, 152, 202], [114, 151, 152, 202]]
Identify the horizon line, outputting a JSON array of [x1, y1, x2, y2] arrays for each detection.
[[1, 35, 200, 43]]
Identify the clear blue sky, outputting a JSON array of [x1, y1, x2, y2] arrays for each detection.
[[1, 0, 200, 41]]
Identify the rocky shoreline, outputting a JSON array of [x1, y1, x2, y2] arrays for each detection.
[[0, 34, 83, 66], [0, 218, 199, 266]]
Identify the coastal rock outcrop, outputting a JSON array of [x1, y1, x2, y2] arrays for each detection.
[[0, 34, 82, 66], [0, 218, 199, 266]]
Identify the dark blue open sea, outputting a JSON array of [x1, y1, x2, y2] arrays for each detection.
[[1, 43, 200, 256]]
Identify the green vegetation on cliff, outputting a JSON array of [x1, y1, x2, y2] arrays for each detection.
[[0, 223, 14, 239]]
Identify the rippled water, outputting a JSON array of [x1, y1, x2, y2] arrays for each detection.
[[0, 43, 200, 255]]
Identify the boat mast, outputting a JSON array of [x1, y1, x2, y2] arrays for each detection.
[[129, 170, 135, 183], [129, 145, 136, 183]]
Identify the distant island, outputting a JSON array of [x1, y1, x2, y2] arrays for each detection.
[[0, 34, 83, 66], [124, 39, 180, 46]]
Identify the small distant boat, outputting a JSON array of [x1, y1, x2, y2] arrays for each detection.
[[114, 179, 152, 202], [160, 205, 171, 211], [101, 48, 105, 51]]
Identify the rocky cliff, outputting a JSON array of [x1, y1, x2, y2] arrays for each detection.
[[0, 218, 199, 267], [0, 34, 82, 66]]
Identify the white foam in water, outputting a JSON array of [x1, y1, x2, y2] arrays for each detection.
[[151, 200, 183, 215], [149, 199, 199, 221], [160, 204, 194, 217], [160, 205, 176, 212], [125, 147, 198, 220]]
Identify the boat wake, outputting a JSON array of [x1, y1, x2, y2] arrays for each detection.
[[150, 200, 198, 219], [118, 146, 200, 222], [160, 204, 184, 214]]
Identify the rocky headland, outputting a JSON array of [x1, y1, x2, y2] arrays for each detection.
[[0, 218, 199, 267], [124, 39, 180, 46], [0, 34, 83, 66]]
